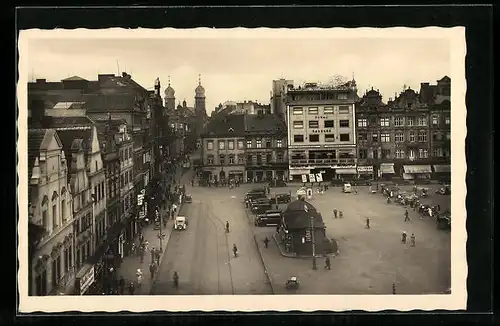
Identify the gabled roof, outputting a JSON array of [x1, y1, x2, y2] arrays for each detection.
[[28, 129, 48, 182]]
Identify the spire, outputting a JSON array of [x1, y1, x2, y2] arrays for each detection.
[[198, 74, 201, 86], [168, 75, 171, 86]]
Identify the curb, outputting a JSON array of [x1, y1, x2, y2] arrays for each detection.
[[252, 234, 275, 295], [272, 234, 340, 259]]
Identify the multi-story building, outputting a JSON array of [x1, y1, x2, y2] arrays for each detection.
[[244, 113, 288, 182], [285, 80, 359, 182], [271, 78, 294, 119], [420, 76, 451, 181], [28, 128, 75, 296], [200, 114, 246, 183]]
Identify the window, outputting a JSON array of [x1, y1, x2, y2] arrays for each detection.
[[247, 155, 253, 163], [395, 132, 404, 142], [52, 256, 61, 286], [207, 155, 214, 165], [357, 118, 367, 127], [358, 149, 367, 159], [395, 150, 405, 159], [228, 155, 235, 164], [52, 204, 58, 229], [324, 107, 334, 114], [219, 155, 225, 165], [445, 116, 450, 125], [339, 120, 350, 128], [372, 150, 378, 160], [266, 141, 271, 148], [76, 248, 81, 271], [432, 115, 438, 125], [382, 149, 391, 159], [218, 141, 225, 150], [338, 93, 348, 100], [256, 140, 262, 148], [408, 131, 416, 142], [372, 133, 379, 143], [35, 270, 47, 296], [277, 152, 284, 162], [417, 117, 427, 126], [246, 140, 252, 148], [237, 140, 244, 149], [292, 107, 303, 115], [61, 199, 66, 222], [309, 134, 319, 142], [418, 149, 429, 158], [308, 107, 318, 114], [394, 117, 404, 126], [101, 182, 105, 199], [407, 117, 415, 126], [380, 118, 390, 127], [276, 139, 283, 148], [418, 131, 427, 142], [408, 149, 416, 159], [324, 120, 334, 128], [339, 133, 350, 142], [325, 134, 335, 142], [207, 141, 213, 150], [293, 135, 304, 142], [293, 121, 304, 129], [228, 141, 234, 150], [42, 209, 48, 232], [256, 154, 262, 163], [358, 133, 367, 142], [433, 148, 443, 157], [237, 155, 244, 164], [266, 154, 272, 163], [381, 133, 390, 142], [338, 105, 349, 113], [307, 120, 318, 129]]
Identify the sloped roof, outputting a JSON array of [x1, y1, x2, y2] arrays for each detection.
[[28, 129, 48, 182], [43, 116, 94, 129], [204, 113, 245, 136], [284, 199, 317, 213], [282, 200, 325, 229], [52, 101, 86, 110], [245, 114, 286, 134]]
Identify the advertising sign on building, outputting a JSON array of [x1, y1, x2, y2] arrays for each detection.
[[75, 265, 95, 295], [305, 229, 312, 242], [315, 173, 323, 182], [357, 166, 374, 173], [301, 174, 308, 183], [309, 174, 316, 183]]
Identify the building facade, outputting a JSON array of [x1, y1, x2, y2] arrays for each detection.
[[28, 129, 75, 296], [244, 113, 288, 182], [285, 80, 359, 182], [271, 78, 294, 119]]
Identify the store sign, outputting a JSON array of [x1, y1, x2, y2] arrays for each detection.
[[333, 165, 357, 169], [357, 166, 374, 173], [76, 265, 95, 295], [305, 229, 311, 242], [301, 174, 308, 183], [315, 173, 323, 182], [309, 174, 316, 182]]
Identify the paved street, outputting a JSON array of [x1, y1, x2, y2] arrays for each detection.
[[249, 183, 451, 294], [151, 180, 273, 295]]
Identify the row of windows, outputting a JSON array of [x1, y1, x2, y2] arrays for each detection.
[[120, 147, 133, 163], [121, 170, 134, 189], [293, 133, 350, 143], [358, 148, 450, 160], [358, 131, 450, 143], [207, 139, 284, 150], [290, 92, 349, 102], [357, 116, 450, 128], [93, 181, 105, 203], [292, 105, 351, 116], [206, 153, 285, 165], [293, 119, 349, 129]]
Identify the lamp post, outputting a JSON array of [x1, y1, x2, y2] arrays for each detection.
[[304, 204, 317, 270]]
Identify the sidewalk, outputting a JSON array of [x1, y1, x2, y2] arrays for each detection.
[[116, 164, 194, 295]]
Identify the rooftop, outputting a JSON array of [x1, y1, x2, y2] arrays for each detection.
[[52, 101, 86, 110], [203, 114, 245, 137]]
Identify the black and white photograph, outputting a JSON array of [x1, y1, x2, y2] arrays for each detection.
[[17, 27, 467, 312]]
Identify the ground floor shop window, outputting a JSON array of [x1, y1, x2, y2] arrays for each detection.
[[35, 270, 47, 296]]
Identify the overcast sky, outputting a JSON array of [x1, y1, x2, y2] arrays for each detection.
[[26, 37, 450, 114]]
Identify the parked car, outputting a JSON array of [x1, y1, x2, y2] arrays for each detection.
[[251, 199, 273, 214], [270, 193, 291, 204], [255, 210, 282, 226], [174, 216, 188, 230], [184, 194, 192, 203], [437, 212, 451, 230], [245, 189, 267, 202], [269, 179, 287, 188]]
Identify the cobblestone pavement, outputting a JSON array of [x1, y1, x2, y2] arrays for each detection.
[[151, 183, 273, 295], [241, 183, 451, 294]]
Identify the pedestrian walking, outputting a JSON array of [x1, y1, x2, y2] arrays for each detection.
[[324, 256, 331, 270], [128, 281, 135, 295], [118, 276, 125, 295], [155, 249, 161, 264], [392, 283, 396, 294], [136, 269, 143, 289], [333, 209, 338, 219], [401, 231, 407, 244], [410, 233, 416, 247], [225, 221, 230, 233], [339, 210, 343, 219], [404, 209, 410, 222], [139, 233, 144, 244], [276, 225, 280, 234], [232, 244, 238, 257], [139, 246, 145, 263], [150, 247, 156, 262], [366, 218, 370, 229], [149, 263, 156, 279], [263, 237, 269, 248]]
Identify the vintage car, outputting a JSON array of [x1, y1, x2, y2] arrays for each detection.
[[437, 212, 451, 230], [270, 193, 291, 204], [255, 210, 282, 227], [174, 216, 188, 230], [251, 199, 273, 214], [285, 276, 300, 290], [184, 194, 192, 203]]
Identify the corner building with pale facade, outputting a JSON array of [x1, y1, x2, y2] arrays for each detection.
[[285, 80, 359, 182]]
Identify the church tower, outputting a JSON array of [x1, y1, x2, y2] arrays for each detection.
[[194, 74, 206, 136], [164, 76, 175, 111]]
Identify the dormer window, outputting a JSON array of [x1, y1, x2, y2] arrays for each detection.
[[228, 127, 234, 132]]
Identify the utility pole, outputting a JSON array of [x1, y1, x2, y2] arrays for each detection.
[[304, 204, 317, 270]]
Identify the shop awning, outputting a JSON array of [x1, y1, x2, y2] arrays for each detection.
[[403, 165, 432, 174], [379, 163, 395, 174], [335, 168, 357, 175], [433, 165, 451, 173]]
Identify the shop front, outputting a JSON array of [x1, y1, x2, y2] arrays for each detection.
[[433, 164, 451, 182], [334, 166, 357, 181], [402, 165, 432, 181], [288, 168, 311, 183], [379, 163, 395, 181], [357, 165, 374, 181]]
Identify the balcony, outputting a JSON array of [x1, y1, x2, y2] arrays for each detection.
[[289, 158, 356, 167]]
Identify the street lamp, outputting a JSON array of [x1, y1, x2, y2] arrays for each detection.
[[304, 205, 317, 270]]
